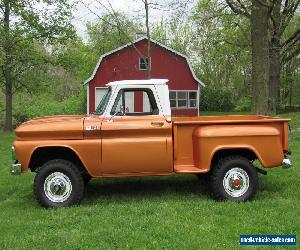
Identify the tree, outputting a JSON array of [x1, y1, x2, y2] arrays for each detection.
[[250, 0, 269, 114], [152, 16, 194, 55], [143, 0, 151, 78], [55, 38, 98, 81], [191, 1, 252, 111], [224, 0, 270, 114], [268, 0, 300, 111], [137, 0, 194, 78], [0, 0, 75, 131], [225, 0, 300, 113], [81, 0, 152, 76], [82, 0, 186, 79], [86, 13, 141, 55]]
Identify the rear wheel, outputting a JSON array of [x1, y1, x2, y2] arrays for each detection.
[[34, 159, 85, 208], [211, 156, 258, 201]]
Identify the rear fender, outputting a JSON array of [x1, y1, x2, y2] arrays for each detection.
[[192, 125, 284, 171]]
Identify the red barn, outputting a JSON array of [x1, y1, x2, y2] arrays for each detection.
[[83, 36, 205, 116]]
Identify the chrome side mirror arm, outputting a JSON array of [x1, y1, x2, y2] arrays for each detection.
[[108, 106, 125, 122]]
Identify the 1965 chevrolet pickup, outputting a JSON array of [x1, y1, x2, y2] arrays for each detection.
[[11, 79, 292, 208]]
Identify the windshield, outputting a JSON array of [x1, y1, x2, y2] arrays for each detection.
[[95, 87, 112, 115]]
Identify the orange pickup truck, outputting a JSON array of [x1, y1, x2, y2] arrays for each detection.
[[11, 79, 292, 208]]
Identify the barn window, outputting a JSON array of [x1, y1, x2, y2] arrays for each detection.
[[169, 91, 198, 109], [139, 57, 151, 70], [189, 92, 197, 108], [169, 91, 176, 108], [177, 92, 187, 108]]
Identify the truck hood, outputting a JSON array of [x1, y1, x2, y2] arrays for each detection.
[[15, 115, 86, 140]]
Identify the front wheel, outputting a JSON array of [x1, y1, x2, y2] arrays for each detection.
[[211, 156, 258, 201], [34, 159, 85, 208]]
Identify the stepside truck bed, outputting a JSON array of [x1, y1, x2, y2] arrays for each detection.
[[172, 115, 290, 173]]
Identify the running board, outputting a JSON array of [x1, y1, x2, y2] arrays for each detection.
[[174, 165, 208, 174]]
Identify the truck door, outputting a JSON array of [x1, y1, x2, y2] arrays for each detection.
[[101, 88, 173, 175]]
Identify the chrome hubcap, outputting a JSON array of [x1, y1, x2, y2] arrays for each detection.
[[44, 172, 72, 203], [223, 168, 249, 198]]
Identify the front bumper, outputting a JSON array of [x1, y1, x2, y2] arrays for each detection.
[[11, 146, 22, 175], [282, 155, 292, 169], [11, 163, 22, 175]]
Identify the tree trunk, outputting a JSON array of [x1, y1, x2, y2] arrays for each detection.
[[251, 0, 270, 115], [268, 0, 281, 113], [4, 68, 13, 131], [144, 0, 151, 79], [269, 44, 281, 113], [3, 0, 13, 131]]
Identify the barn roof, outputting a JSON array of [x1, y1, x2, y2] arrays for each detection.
[[107, 79, 168, 86], [83, 36, 205, 87]]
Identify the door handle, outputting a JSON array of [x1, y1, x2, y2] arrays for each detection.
[[151, 121, 164, 127]]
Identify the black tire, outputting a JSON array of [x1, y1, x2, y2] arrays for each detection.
[[211, 155, 258, 201], [34, 159, 85, 208]]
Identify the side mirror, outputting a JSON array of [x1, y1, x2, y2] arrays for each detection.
[[119, 105, 125, 116]]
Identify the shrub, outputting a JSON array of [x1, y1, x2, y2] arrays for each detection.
[[233, 97, 251, 112], [200, 84, 234, 111], [12, 90, 85, 128]]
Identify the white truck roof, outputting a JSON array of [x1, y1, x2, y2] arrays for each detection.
[[106, 79, 168, 86], [104, 78, 171, 117]]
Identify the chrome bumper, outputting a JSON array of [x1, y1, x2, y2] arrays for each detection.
[[11, 146, 22, 175], [11, 163, 22, 175], [282, 155, 292, 169]]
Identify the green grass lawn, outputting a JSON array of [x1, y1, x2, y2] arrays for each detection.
[[0, 116, 299, 249]]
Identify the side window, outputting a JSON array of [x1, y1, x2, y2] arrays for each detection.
[[111, 89, 159, 116]]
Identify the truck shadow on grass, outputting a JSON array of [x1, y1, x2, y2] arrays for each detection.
[[258, 175, 285, 193], [83, 175, 211, 204], [82, 175, 286, 205]]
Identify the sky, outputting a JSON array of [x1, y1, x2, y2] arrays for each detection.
[[72, 0, 195, 39]]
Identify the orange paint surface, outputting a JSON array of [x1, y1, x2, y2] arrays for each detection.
[[13, 114, 290, 177]]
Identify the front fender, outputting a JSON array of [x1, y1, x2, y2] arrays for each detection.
[[13, 139, 101, 176]]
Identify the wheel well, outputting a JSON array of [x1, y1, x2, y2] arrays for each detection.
[[29, 146, 88, 175], [211, 148, 258, 170]]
